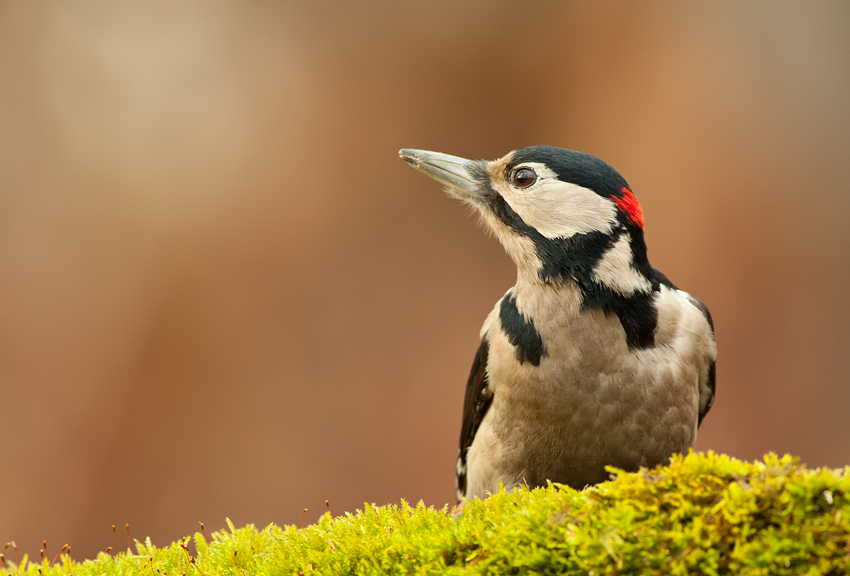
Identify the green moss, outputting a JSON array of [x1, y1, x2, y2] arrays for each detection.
[[3, 452, 849, 575]]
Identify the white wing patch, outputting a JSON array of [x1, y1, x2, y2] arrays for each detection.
[[592, 234, 652, 295]]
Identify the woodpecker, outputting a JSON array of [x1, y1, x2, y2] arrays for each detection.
[[399, 146, 716, 502]]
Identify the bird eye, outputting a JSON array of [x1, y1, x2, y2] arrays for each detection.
[[511, 167, 537, 189]]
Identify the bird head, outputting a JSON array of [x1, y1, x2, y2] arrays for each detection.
[[400, 146, 655, 299]]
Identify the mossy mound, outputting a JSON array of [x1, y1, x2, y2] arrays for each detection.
[[3, 452, 849, 575]]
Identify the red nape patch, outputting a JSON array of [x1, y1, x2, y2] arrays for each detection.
[[614, 187, 645, 229]]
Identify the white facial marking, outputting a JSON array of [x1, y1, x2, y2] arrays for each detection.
[[477, 209, 543, 279], [496, 162, 618, 240], [592, 234, 652, 295]]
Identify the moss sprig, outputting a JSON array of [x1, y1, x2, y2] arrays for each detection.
[[3, 452, 849, 575]]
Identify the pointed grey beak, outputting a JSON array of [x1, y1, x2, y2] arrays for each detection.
[[399, 149, 481, 197]]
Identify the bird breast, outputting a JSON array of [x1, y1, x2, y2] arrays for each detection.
[[466, 281, 704, 495]]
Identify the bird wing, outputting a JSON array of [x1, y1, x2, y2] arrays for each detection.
[[652, 268, 716, 426], [684, 293, 716, 425], [456, 336, 492, 501]]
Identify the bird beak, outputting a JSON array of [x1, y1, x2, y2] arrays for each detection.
[[399, 149, 482, 199]]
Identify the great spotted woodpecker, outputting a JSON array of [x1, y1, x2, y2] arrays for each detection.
[[400, 146, 716, 502]]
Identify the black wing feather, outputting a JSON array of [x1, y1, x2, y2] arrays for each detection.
[[699, 360, 717, 426], [456, 336, 492, 501]]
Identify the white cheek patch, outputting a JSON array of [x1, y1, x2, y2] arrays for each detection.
[[592, 234, 652, 295], [497, 163, 618, 240], [477, 210, 543, 278]]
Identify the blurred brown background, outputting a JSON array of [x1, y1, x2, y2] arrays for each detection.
[[1, 0, 849, 560]]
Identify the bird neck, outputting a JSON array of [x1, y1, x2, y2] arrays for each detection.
[[512, 226, 660, 350], [516, 226, 652, 290], [512, 275, 584, 323]]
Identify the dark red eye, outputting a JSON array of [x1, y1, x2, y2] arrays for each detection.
[[511, 167, 537, 188]]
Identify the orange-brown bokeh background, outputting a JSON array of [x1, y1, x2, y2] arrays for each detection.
[[2, 1, 849, 560]]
